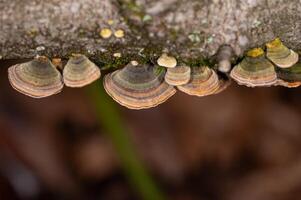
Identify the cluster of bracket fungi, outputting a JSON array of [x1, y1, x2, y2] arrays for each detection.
[[7, 38, 301, 110]]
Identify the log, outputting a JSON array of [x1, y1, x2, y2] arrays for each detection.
[[1, 0, 301, 65]]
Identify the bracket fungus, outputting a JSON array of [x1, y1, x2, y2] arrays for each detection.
[[230, 48, 277, 87], [157, 53, 177, 68], [63, 54, 101, 88], [276, 61, 301, 82], [274, 61, 301, 88], [103, 62, 176, 110], [266, 38, 299, 69], [164, 65, 191, 86], [274, 79, 301, 88], [5, 35, 301, 108], [8, 56, 64, 98], [214, 74, 232, 95], [177, 66, 223, 97]]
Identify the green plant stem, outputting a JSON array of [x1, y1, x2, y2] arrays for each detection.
[[87, 81, 165, 200]]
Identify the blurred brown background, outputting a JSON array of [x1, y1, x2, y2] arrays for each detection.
[[1, 60, 301, 200]]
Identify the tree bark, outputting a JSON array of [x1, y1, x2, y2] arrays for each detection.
[[1, 0, 301, 64]]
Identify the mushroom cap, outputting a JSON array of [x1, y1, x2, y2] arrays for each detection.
[[276, 61, 301, 82], [63, 54, 101, 88], [230, 48, 277, 87], [100, 28, 112, 39], [266, 38, 299, 68], [114, 29, 125, 38], [274, 79, 301, 88], [52, 58, 63, 70], [103, 63, 176, 109], [165, 65, 191, 86], [213, 74, 232, 95], [8, 56, 63, 98], [157, 53, 177, 68], [177, 66, 221, 97]]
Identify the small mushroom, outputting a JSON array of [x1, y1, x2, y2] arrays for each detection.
[[230, 48, 277, 87], [157, 53, 177, 68], [8, 56, 64, 98], [63, 54, 101, 88], [114, 29, 125, 38], [216, 45, 234, 73], [52, 58, 63, 71], [177, 66, 221, 97], [100, 28, 112, 39], [165, 65, 191, 86], [266, 38, 299, 68], [103, 62, 176, 109]]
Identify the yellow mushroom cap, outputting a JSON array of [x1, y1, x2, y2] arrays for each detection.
[[114, 29, 125, 38], [266, 38, 282, 49], [246, 48, 264, 57], [8, 56, 64, 98], [107, 19, 114, 25], [100, 28, 112, 39]]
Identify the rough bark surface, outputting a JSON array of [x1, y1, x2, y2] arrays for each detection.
[[1, 0, 301, 64]]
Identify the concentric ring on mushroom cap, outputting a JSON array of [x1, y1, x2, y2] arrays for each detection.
[[213, 73, 232, 94], [276, 61, 301, 82], [266, 38, 299, 68], [230, 48, 277, 87], [165, 65, 191, 86], [8, 56, 64, 98], [274, 79, 301, 88], [177, 66, 221, 97], [274, 61, 301, 88], [103, 63, 176, 109], [63, 54, 101, 88]]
